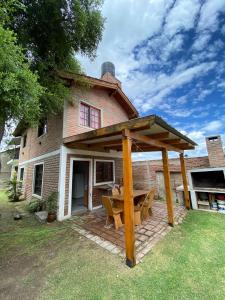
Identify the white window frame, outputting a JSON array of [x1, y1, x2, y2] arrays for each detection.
[[94, 159, 115, 186], [32, 162, 44, 199], [37, 119, 48, 138], [79, 100, 103, 129], [19, 167, 25, 182], [68, 157, 93, 215]]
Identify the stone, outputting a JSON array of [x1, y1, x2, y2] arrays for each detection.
[[35, 211, 48, 224], [14, 213, 22, 220]]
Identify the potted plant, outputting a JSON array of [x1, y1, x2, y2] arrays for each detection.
[[46, 192, 58, 222]]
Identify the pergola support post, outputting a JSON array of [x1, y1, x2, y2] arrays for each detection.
[[179, 153, 190, 209], [162, 149, 174, 226], [122, 131, 136, 267]]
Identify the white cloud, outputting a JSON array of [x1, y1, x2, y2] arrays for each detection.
[[198, 0, 225, 32], [222, 24, 225, 35], [76, 0, 225, 159], [164, 0, 201, 37], [192, 32, 211, 51], [78, 0, 174, 78], [203, 120, 223, 132], [125, 61, 216, 112]]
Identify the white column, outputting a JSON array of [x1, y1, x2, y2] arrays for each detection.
[[58, 145, 67, 221]]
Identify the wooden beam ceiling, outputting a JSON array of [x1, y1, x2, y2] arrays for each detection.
[[123, 130, 183, 153]]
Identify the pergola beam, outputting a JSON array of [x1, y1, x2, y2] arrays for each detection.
[[123, 130, 183, 153], [162, 149, 174, 226], [86, 132, 171, 149], [180, 153, 190, 209]]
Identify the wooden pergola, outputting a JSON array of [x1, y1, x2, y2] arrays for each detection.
[[64, 115, 196, 267]]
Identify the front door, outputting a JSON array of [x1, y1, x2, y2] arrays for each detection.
[[71, 160, 89, 212]]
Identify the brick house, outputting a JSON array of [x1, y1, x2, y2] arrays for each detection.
[[14, 62, 196, 224], [14, 63, 139, 220]]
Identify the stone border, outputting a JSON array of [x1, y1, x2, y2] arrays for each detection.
[[71, 223, 124, 257]]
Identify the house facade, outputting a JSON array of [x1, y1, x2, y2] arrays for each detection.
[[15, 62, 138, 220]]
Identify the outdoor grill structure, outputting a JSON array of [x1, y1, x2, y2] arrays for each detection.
[[188, 136, 225, 212]]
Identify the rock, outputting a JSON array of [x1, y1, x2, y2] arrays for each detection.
[[35, 211, 48, 224], [14, 214, 22, 220]]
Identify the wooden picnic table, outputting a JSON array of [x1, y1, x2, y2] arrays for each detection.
[[109, 189, 149, 209], [109, 189, 149, 202]]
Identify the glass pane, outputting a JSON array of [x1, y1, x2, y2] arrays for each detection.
[[90, 107, 100, 129], [96, 161, 113, 183], [80, 103, 90, 126], [34, 165, 43, 196]]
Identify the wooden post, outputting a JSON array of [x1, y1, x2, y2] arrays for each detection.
[[180, 153, 190, 209], [162, 149, 174, 226], [122, 132, 136, 267]]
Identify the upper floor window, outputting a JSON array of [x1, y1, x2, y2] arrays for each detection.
[[38, 119, 48, 137], [80, 102, 101, 129], [23, 134, 27, 148]]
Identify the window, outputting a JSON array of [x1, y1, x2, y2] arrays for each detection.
[[38, 119, 48, 137], [80, 102, 101, 129], [20, 168, 24, 181], [33, 164, 43, 196], [23, 134, 27, 148], [94, 160, 115, 185]]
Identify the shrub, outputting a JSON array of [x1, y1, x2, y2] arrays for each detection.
[[46, 192, 58, 214], [7, 171, 23, 202], [26, 198, 44, 213]]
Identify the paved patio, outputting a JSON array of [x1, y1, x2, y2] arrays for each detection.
[[67, 201, 187, 263]]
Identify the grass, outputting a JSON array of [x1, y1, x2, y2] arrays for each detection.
[[1, 190, 225, 299]]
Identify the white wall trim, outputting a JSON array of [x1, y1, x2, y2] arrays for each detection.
[[93, 159, 115, 186], [19, 149, 60, 166], [68, 157, 93, 218], [66, 147, 122, 158], [189, 167, 225, 173], [58, 145, 67, 221], [57, 145, 121, 221]]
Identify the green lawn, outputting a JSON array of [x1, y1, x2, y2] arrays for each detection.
[[1, 190, 225, 300]]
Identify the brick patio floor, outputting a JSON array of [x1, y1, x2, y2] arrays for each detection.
[[67, 201, 187, 263]]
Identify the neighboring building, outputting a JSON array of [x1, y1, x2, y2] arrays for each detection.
[[14, 62, 196, 221], [0, 137, 21, 188], [133, 135, 225, 205]]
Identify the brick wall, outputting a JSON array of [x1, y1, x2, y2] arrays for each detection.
[[23, 154, 60, 201], [19, 114, 63, 164], [63, 86, 130, 138], [206, 136, 225, 167], [133, 156, 210, 199]]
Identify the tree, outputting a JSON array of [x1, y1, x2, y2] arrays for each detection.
[[0, 1, 43, 145], [0, 0, 104, 145], [10, 0, 105, 118]]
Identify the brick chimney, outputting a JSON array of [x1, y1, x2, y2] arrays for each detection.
[[206, 135, 225, 167], [101, 62, 121, 87]]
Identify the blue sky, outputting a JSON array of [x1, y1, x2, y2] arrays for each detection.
[[79, 0, 225, 160]]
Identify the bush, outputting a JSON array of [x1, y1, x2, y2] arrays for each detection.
[[46, 192, 58, 214], [7, 171, 23, 202], [26, 198, 43, 213]]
